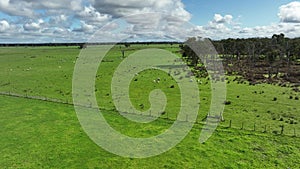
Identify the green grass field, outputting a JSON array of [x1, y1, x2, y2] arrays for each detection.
[[1, 45, 300, 168]]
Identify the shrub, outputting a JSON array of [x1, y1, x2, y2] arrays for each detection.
[[224, 100, 231, 105], [139, 104, 144, 109]]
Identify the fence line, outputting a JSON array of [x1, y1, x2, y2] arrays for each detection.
[[0, 91, 298, 138], [222, 119, 299, 137]]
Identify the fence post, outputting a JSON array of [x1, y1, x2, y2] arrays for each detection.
[[241, 122, 244, 130], [280, 125, 284, 135], [253, 123, 256, 131], [229, 120, 232, 128]]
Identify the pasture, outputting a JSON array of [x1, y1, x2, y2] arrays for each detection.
[[1, 44, 300, 168]]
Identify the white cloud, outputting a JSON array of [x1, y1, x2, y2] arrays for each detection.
[[77, 6, 111, 25], [23, 19, 44, 31], [279, 1, 300, 23], [0, 0, 194, 42], [0, 0, 36, 17], [213, 14, 233, 24], [73, 21, 95, 33], [36, 0, 83, 11], [91, 0, 165, 17], [0, 0, 83, 18], [0, 20, 10, 32], [91, 0, 191, 26], [1, 0, 300, 42], [193, 14, 235, 39], [240, 23, 300, 38]]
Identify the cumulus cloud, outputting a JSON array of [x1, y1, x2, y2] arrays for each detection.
[[0, 0, 36, 17], [213, 14, 233, 24], [77, 5, 112, 25], [0, 0, 194, 42], [36, 0, 83, 11], [73, 21, 95, 33], [239, 23, 300, 38], [91, 0, 186, 17], [278, 1, 300, 23], [68, 0, 192, 42], [0, 0, 83, 19], [0, 20, 10, 32], [23, 19, 45, 31], [90, 0, 191, 25], [195, 14, 235, 39], [1, 0, 300, 42]]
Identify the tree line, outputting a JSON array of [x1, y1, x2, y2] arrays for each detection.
[[181, 34, 300, 84], [212, 34, 300, 62]]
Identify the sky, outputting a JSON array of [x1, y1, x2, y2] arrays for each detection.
[[0, 0, 300, 43]]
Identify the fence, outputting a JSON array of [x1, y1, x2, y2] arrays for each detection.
[[0, 91, 299, 138], [220, 119, 299, 137]]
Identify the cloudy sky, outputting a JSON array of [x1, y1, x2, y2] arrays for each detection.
[[0, 0, 300, 43]]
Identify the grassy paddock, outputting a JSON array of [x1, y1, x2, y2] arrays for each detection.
[[1, 95, 300, 168], [0, 45, 300, 168]]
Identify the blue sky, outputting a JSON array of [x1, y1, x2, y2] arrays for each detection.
[[0, 0, 299, 42], [184, 0, 291, 26]]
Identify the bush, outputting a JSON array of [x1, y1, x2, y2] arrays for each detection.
[[224, 100, 232, 105], [139, 104, 144, 109]]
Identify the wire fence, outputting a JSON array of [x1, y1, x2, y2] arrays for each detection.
[[0, 91, 299, 138]]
